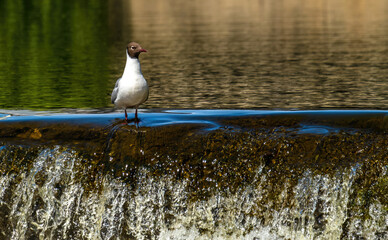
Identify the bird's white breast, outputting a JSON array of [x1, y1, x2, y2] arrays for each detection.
[[114, 56, 149, 109], [115, 75, 148, 108]]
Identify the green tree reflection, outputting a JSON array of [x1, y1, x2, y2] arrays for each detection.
[[0, 0, 111, 109]]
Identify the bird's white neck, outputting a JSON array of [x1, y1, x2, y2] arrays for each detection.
[[122, 52, 142, 78]]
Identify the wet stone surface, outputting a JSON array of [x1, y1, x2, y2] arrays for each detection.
[[0, 110, 387, 239], [0, 111, 386, 200]]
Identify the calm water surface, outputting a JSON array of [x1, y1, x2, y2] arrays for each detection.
[[0, 0, 388, 110]]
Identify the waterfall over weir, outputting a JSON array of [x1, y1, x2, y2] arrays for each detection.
[[0, 110, 387, 240]]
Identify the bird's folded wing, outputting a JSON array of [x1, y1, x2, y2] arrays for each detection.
[[111, 77, 121, 104]]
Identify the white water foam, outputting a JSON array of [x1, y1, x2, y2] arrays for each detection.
[[0, 148, 386, 239]]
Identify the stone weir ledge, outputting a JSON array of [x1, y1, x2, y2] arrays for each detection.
[[0, 110, 387, 239], [0, 110, 386, 190]]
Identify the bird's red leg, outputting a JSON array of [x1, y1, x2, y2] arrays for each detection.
[[135, 107, 138, 120], [125, 108, 128, 122]]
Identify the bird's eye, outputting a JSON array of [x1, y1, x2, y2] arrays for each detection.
[[131, 46, 136, 50]]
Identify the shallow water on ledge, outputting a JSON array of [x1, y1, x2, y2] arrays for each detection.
[[1, 108, 387, 125], [0, 110, 387, 239]]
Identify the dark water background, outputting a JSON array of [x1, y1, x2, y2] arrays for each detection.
[[0, 0, 388, 110]]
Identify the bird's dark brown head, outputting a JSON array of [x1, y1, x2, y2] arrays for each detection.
[[127, 42, 147, 58]]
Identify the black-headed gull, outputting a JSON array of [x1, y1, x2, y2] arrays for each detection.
[[111, 42, 149, 122]]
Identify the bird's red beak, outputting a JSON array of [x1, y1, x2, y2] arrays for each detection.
[[140, 49, 147, 52]]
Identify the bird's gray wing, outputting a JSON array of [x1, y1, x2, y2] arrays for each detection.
[[111, 77, 121, 104]]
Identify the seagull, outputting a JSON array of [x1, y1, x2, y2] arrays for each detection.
[[111, 42, 149, 122]]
